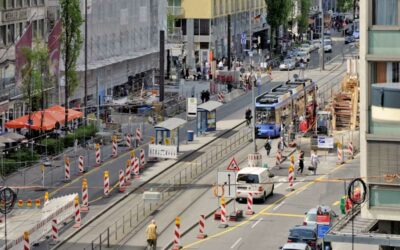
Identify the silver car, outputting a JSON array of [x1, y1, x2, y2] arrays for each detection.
[[279, 59, 296, 71], [280, 243, 312, 250]]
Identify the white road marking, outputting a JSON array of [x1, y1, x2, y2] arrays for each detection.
[[273, 201, 285, 211], [251, 218, 263, 229], [275, 183, 283, 189], [230, 237, 242, 249], [293, 178, 304, 186]]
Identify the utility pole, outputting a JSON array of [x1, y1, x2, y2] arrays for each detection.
[[227, 14, 231, 70], [159, 30, 165, 103], [84, 0, 88, 125], [319, 0, 325, 71], [249, 12, 257, 153]]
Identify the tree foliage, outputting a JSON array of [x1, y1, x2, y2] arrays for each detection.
[[60, 0, 83, 127], [298, 0, 311, 36], [21, 41, 51, 111], [337, 0, 354, 12], [265, 0, 292, 50]]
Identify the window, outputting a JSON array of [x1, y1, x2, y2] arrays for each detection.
[[199, 19, 209, 35], [16, 0, 21, 7], [7, 24, 14, 44], [371, 62, 400, 84], [0, 26, 6, 46], [373, 0, 399, 25], [0, 0, 5, 10], [199, 42, 209, 49], [237, 174, 259, 184]]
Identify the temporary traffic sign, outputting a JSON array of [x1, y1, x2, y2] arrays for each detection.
[[241, 33, 247, 45], [226, 157, 240, 171]]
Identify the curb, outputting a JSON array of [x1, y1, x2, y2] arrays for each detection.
[[53, 121, 246, 249]]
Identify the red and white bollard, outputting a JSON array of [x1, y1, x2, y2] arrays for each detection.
[[118, 169, 126, 193], [95, 144, 101, 166], [219, 196, 228, 228], [103, 171, 110, 197], [52, 218, 59, 242], [112, 136, 118, 158], [73, 196, 81, 228], [134, 157, 140, 178], [24, 231, 30, 250], [275, 150, 282, 167], [337, 144, 344, 164], [136, 127, 142, 146], [126, 133, 132, 148], [197, 215, 207, 239], [129, 150, 135, 175], [246, 192, 254, 215], [125, 160, 132, 186], [140, 149, 145, 170], [64, 156, 70, 181], [78, 155, 84, 175], [348, 142, 354, 159], [172, 217, 181, 250], [288, 164, 295, 191], [81, 178, 89, 212], [218, 92, 225, 102]]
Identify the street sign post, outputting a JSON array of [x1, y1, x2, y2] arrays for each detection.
[[226, 157, 240, 171], [217, 171, 237, 198]]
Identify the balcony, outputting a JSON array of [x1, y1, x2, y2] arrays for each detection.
[[167, 6, 185, 17], [167, 27, 183, 44], [369, 30, 400, 57]]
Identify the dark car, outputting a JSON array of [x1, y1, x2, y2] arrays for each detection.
[[345, 36, 355, 44], [287, 225, 318, 250]]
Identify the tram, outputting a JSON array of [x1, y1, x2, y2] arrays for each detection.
[[255, 78, 317, 138]]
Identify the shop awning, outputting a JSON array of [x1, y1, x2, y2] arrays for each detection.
[[197, 101, 223, 112], [155, 118, 186, 131], [5, 105, 83, 131]]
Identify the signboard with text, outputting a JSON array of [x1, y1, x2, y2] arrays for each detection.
[[148, 144, 178, 159], [317, 136, 334, 149]]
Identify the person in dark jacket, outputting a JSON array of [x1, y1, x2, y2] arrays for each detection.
[[297, 149, 305, 174]]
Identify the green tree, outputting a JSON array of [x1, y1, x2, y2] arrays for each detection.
[[265, 0, 292, 54], [60, 0, 83, 130], [298, 0, 311, 38], [21, 41, 51, 130], [337, 0, 354, 12]]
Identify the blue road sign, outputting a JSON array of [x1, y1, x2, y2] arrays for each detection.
[[241, 33, 246, 45], [317, 224, 330, 239]]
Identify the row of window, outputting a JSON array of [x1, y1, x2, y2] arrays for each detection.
[[0, 0, 44, 10], [0, 19, 44, 46], [372, 0, 400, 25], [213, 0, 264, 16]]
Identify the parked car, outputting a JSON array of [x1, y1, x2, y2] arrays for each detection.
[[236, 167, 274, 202], [300, 43, 312, 53], [287, 225, 318, 250], [279, 59, 296, 71], [280, 243, 312, 250], [303, 206, 337, 226], [311, 40, 321, 50], [296, 51, 310, 63], [345, 35, 355, 44], [321, 39, 332, 53]]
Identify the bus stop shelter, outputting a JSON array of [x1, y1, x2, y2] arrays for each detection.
[[154, 117, 186, 152], [197, 101, 222, 135]]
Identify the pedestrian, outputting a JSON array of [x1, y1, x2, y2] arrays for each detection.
[[245, 108, 252, 126], [277, 137, 287, 152], [146, 219, 157, 250], [310, 150, 320, 175], [200, 90, 205, 103], [205, 90, 210, 102], [297, 149, 305, 174], [264, 137, 272, 156]]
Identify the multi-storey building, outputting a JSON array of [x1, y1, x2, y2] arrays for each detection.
[[0, 0, 47, 131], [168, 0, 268, 69]]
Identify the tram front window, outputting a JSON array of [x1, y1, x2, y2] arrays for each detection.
[[256, 108, 275, 124]]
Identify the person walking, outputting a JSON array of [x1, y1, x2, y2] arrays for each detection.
[[297, 149, 305, 174], [245, 108, 252, 126], [310, 150, 320, 175], [146, 219, 157, 250], [264, 137, 272, 156], [277, 137, 287, 152]]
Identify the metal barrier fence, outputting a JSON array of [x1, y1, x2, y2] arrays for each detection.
[[83, 124, 252, 250]]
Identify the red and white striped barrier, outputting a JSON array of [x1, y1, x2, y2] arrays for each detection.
[[337, 144, 344, 164], [104, 171, 110, 197], [24, 232, 30, 250], [172, 217, 181, 250], [118, 169, 126, 193], [275, 150, 282, 166], [78, 155, 84, 175], [348, 142, 354, 159], [52, 219, 59, 242], [288, 164, 294, 191], [136, 127, 142, 145], [246, 192, 254, 215], [219, 196, 228, 228], [140, 149, 145, 170], [126, 133, 132, 148], [218, 92, 225, 102], [125, 160, 132, 186], [64, 156, 70, 181], [112, 137, 118, 158], [197, 215, 207, 239], [81, 179, 89, 212], [73, 196, 81, 228], [95, 144, 101, 166], [134, 157, 140, 178]]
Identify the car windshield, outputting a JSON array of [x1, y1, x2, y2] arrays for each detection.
[[298, 52, 307, 56], [323, 40, 332, 46], [237, 174, 259, 184], [306, 213, 317, 222], [289, 229, 315, 239], [284, 59, 292, 64], [256, 108, 275, 124]]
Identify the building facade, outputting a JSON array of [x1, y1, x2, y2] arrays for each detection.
[[60, 0, 167, 108], [168, 0, 268, 70], [0, 0, 47, 131], [360, 0, 400, 248]]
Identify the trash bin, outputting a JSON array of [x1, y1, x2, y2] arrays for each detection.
[[187, 130, 194, 141]]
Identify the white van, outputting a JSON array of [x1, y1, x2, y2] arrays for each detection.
[[236, 167, 274, 202]]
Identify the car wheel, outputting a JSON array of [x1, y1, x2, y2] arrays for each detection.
[[269, 184, 274, 196], [261, 192, 267, 203]]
